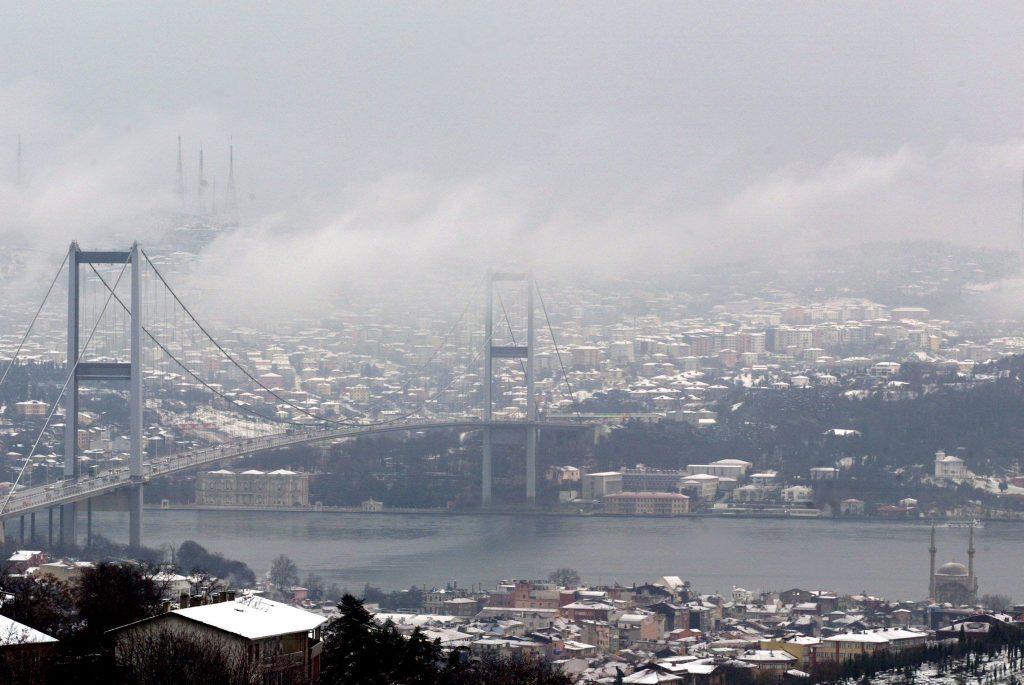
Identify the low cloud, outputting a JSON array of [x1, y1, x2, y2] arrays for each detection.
[[3, 77, 1023, 320], [194, 139, 1024, 318]]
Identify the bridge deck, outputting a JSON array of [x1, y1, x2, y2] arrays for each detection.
[[0, 420, 588, 520]]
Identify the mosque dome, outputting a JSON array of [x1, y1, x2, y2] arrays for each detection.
[[937, 561, 969, 576]]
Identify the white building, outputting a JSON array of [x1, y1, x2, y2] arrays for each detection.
[[809, 467, 838, 480], [934, 450, 966, 481], [581, 472, 623, 500], [109, 595, 326, 683], [678, 474, 719, 501], [685, 459, 752, 479], [782, 485, 813, 504], [196, 468, 311, 507]]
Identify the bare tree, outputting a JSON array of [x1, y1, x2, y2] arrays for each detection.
[[113, 627, 263, 685], [980, 593, 1013, 612], [547, 568, 581, 588], [269, 555, 300, 593], [0, 623, 55, 685]]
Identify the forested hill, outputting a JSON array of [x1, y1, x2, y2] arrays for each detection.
[[595, 358, 1024, 480]]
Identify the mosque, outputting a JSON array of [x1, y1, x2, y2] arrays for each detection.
[[928, 523, 978, 605]]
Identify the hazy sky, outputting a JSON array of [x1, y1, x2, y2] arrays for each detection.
[[3, 2, 1024, 311]]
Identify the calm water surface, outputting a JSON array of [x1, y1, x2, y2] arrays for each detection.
[[73, 511, 1024, 600]]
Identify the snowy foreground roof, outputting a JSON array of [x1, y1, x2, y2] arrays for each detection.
[[173, 595, 326, 640], [0, 614, 58, 645]]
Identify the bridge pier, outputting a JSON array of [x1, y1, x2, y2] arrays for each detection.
[[0, 518, 5, 546], [482, 429, 492, 508], [48, 508, 53, 547], [19, 515, 24, 545], [128, 485, 143, 548], [30, 512, 35, 545], [526, 426, 536, 505], [86, 498, 93, 548], [60, 502, 76, 548]]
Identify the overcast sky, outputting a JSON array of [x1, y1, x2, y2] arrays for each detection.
[[3, 2, 1024, 311]]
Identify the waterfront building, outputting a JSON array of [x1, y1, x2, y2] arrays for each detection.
[[684, 459, 752, 479], [196, 468, 310, 507], [839, 498, 865, 516], [546, 465, 581, 485], [581, 472, 623, 499], [603, 492, 690, 515], [622, 467, 689, 493], [679, 474, 719, 501], [361, 498, 384, 512]]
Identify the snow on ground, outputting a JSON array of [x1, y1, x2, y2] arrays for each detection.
[[843, 652, 1024, 685]]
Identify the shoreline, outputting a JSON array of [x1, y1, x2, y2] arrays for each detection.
[[145, 504, 1018, 524]]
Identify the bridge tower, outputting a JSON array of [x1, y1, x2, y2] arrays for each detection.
[[64, 242, 145, 547], [482, 271, 536, 508]]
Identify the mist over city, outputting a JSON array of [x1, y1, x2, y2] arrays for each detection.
[[3, 3, 1024, 684]]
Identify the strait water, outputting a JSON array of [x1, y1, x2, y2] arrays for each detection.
[[46, 511, 1024, 600]]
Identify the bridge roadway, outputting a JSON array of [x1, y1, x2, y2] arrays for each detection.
[[0, 419, 589, 521]]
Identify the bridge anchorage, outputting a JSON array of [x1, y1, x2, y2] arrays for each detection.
[[0, 245, 590, 545]]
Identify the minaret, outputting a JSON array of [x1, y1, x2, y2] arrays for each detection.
[[225, 139, 238, 222], [928, 522, 937, 599], [967, 523, 976, 602], [197, 147, 206, 214], [176, 136, 185, 207]]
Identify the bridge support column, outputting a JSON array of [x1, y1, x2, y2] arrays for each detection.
[[60, 502, 76, 548], [30, 512, 35, 544], [482, 429, 492, 508], [128, 244, 144, 549], [19, 515, 25, 545], [128, 485, 143, 549], [482, 272, 494, 509], [525, 427, 536, 505], [48, 508, 53, 547], [525, 280, 536, 506], [86, 499, 93, 548], [0, 518, 5, 546]]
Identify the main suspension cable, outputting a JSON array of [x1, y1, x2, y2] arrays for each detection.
[[140, 250, 362, 426], [87, 264, 307, 427]]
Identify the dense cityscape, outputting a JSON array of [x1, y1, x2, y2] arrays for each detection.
[[3, 223, 1024, 682], [5, 2, 1024, 684]]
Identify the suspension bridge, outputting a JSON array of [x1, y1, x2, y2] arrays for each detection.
[[0, 243, 593, 547]]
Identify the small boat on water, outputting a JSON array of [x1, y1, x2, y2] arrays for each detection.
[[945, 518, 983, 529]]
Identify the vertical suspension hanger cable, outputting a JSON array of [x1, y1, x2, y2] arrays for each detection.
[[535, 279, 583, 421], [0, 251, 69, 392], [1, 255, 132, 516]]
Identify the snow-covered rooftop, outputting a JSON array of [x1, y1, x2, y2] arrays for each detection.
[[172, 595, 325, 640]]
